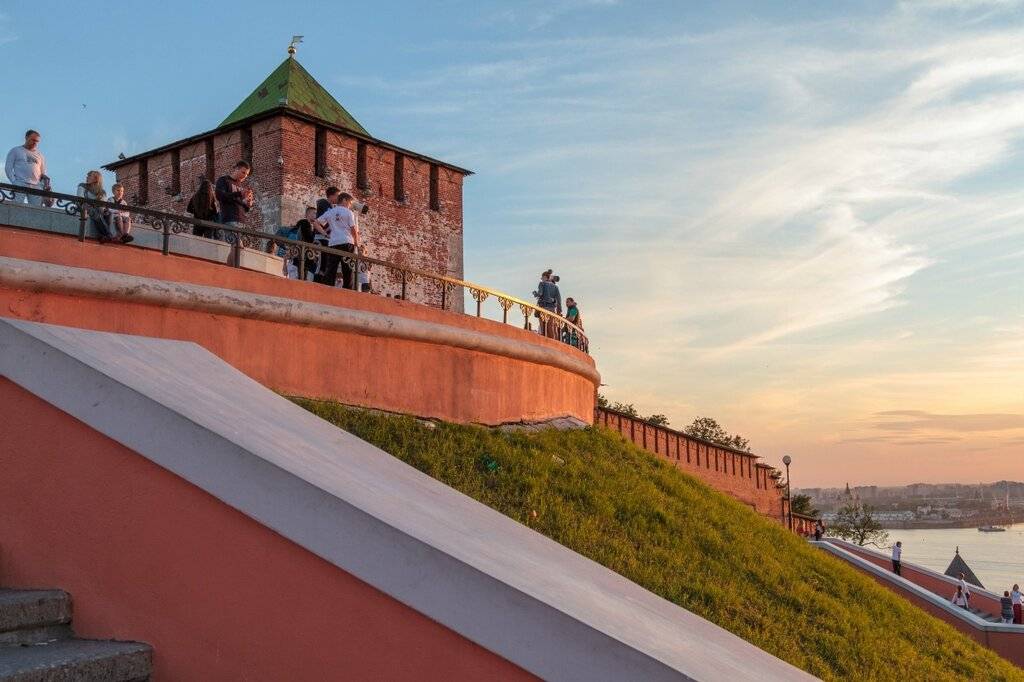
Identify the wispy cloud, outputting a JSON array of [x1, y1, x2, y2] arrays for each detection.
[[874, 410, 1024, 432]]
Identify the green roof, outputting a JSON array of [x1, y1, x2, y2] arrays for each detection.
[[220, 57, 369, 135]]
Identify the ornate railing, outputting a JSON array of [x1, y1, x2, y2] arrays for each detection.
[[0, 182, 589, 353]]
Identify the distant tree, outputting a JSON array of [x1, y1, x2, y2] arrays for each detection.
[[596, 393, 609, 408], [684, 417, 751, 452], [610, 402, 640, 418], [790, 494, 819, 518], [645, 414, 670, 427], [829, 502, 889, 547]]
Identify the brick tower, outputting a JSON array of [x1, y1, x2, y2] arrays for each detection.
[[105, 50, 470, 290]]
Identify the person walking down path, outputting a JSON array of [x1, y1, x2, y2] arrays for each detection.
[[1011, 584, 1022, 625], [891, 541, 902, 576], [952, 585, 969, 610], [76, 170, 117, 243], [187, 178, 220, 238], [5, 130, 47, 206], [1001, 591, 1014, 624], [215, 161, 254, 236], [108, 183, 134, 243], [958, 573, 972, 606]]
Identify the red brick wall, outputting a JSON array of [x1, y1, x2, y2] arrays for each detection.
[[595, 408, 788, 523], [113, 114, 466, 307]]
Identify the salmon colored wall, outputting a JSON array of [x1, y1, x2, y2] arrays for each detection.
[[595, 408, 787, 522], [0, 228, 596, 425], [838, 543, 1003, 619], [0, 378, 535, 681]]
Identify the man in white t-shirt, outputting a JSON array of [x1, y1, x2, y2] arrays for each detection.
[[5, 129, 46, 206], [958, 572, 972, 605], [317, 192, 360, 289], [891, 541, 902, 576]]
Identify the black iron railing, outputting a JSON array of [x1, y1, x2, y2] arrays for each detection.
[[0, 182, 589, 353]]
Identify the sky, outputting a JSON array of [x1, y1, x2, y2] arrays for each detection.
[[2, 1, 1022, 486]]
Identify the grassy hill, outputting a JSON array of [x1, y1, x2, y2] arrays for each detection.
[[294, 399, 1023, 681]]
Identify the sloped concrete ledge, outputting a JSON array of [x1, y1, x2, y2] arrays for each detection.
[[0, 255, 599, 386], [0, 319, 811, 681]]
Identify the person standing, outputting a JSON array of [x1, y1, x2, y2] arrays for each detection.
[[1011, 584, 1022, 625], [564, 297, 583, 346], [533, 270, 562, 338], [5, 130, 47, 205], [76, 170, 117, 243], [215, 161, 254, 237], [1001, 591, 1014, 624], [891, 541, 902, 576], [959, 572, 972, 606], [317, 192, 359, 288], [187, 177, 220, 238], [313, 187, 340, 282]]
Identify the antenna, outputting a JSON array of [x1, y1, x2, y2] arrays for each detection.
[[288, 35, 304, 56]]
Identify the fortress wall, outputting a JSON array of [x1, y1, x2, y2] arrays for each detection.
[[0, 227, 596, 426], [595, 408, 787, 522]]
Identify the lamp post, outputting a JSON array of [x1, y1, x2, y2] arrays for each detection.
[[782, 455, 793, 531]]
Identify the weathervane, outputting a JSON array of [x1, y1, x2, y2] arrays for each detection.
[[288, 35, 304, 56]]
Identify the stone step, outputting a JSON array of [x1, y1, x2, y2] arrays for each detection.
[[0, 591, 72, 647], [967, 606, 1001, 623], [0, 638, 151, 681]]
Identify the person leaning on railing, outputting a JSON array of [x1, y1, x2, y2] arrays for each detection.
[[564, 297, 583, 347], [317, 192, 360, 289], [214, 161, 254, 240], [187, 178, 220, 239]]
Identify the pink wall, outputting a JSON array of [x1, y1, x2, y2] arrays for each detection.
[[824, 542, 1023, 668], [0, 378, 535, 681], [595, 408, 787, 522], [0, 227, 596, 426]]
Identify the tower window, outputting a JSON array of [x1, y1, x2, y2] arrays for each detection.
[[138, 158, 149, 205], [393, 153, 405, 201], [429, 164, 439, 211], [241, 127, 253, 166], [205, 138, 215, 181], [356, 142, 369, 190], [315, 127, 327, 178], [170, 148, 181, 195]]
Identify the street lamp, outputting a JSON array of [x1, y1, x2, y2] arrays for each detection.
[[782, 455, 793, 531]]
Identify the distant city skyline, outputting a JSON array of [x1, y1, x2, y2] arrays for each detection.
[[2, 0, 1022, 486]]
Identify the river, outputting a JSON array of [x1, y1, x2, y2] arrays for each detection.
[[881, 523, 1024, 592]]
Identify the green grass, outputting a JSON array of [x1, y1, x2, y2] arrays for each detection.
[[294, 399, 1023, 681]]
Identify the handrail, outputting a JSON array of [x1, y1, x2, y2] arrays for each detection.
[[0, 182, 588, 353]]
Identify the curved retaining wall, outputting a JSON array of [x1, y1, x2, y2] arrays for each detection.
[[595, 408, 787, 521], [0, 227, 597, 425]]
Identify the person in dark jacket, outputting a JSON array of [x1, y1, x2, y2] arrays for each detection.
[[186, 177, 219, 238], [215, 161, 254, 239]]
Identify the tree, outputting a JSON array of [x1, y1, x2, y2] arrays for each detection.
[[829, 502, 889, 547], [609, 402, 639, 418], [596, 393, 609, 408], [645, 414, 670, 427], [790, 494, 819, 518], [683, 417, 751, 452]]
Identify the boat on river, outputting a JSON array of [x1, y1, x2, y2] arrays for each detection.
[[977, 525, 1006, 532]]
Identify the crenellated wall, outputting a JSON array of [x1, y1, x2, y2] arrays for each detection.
[[595, 407, 788, 523]]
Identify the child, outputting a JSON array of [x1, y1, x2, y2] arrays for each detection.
[[1001, 591, 1014, 624], [108, 183, 134, 243]]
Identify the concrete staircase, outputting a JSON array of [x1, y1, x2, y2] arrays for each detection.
[[0, 589, 151, 681], [966, 605, 1002, 624]]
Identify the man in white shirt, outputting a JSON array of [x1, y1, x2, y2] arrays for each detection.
[[317, 192, 360, 289], [958, 573, 972, 604], [5, 130, 46, 206], [891, 541, 902, 576]]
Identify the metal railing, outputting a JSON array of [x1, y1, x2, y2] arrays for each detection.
[[0, 182, 589, 353]]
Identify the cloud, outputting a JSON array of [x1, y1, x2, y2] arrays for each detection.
[[873, 410, 1024, 432]]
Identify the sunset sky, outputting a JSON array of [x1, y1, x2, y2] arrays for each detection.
[[3, 1, 1021, 486]]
